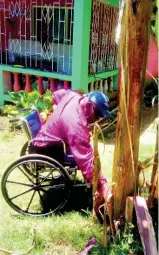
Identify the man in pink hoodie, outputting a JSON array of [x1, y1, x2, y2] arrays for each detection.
[[33, 89, 111, 213]]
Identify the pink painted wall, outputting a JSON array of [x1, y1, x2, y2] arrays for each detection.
[[0, 0, 73, 51]]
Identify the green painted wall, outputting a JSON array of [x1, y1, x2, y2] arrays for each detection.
[[88, 69, 118, 82], [0, 65, 73, 105], [0, 65, 72, 81], [103, 0, 119, 7]]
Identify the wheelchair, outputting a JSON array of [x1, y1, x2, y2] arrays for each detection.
[[1, 107, 91, 216], [1, 107, 117, 217]]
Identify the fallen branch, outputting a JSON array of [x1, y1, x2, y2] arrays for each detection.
[[0, 225, 36, 255], [0, 246, 34, 255]]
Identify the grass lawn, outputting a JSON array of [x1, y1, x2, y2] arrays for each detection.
[[0, 108, 157, 255]]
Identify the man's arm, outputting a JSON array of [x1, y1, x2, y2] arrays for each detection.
[[68, 121, 94, 183]]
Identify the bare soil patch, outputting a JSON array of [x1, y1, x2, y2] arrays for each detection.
[[0, 116, 9, 132]]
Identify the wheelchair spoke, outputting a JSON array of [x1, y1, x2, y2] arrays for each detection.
[[10, 186, 35, 201], [35, 162, 40, 184], [25, 190, 36, 212], [6, 180, 34, 187], [18, 166, 35, 184], [37, 189, 44, 204], [38, 169, 59, 185]]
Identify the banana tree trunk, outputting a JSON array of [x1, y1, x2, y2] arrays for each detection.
[[112, 0, 152, 219]]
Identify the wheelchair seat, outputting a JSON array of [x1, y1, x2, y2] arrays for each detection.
[[29, 142, 77, 167], [29, 142, 65, 162]]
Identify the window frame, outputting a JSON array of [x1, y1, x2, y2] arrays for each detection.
[[32, 5, 73, 44]]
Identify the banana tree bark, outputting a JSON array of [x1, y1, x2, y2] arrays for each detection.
[[92, 125, 101, 221], [112, 0, 152, 219]]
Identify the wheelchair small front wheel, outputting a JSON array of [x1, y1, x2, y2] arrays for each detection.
[[1, 154, 71, 216]]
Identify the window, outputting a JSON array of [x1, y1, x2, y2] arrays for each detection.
[[32, 6, 74, 47]]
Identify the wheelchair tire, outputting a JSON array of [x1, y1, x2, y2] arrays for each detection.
[[152, 95, 158, 108], [1, 154, 71, 216]]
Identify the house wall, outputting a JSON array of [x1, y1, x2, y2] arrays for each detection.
[[0, 0, 74, 74], [0, 0, 73, 50], [0, 0, 119, 106]]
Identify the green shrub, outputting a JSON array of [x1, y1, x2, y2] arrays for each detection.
[[3, 90, 53, 118]]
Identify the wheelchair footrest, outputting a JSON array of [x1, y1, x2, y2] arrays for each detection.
[[67, 166, 77, 174], [72, 182, 91, 188]]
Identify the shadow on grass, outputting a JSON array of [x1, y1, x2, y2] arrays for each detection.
[[41, 182, 93, 216]]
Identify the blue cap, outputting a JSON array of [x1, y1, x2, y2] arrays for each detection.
[[87, 91, 111, 118]]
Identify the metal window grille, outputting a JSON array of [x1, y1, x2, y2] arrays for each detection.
[[0, 0, 74, 75], [89, 0, 119, 74]]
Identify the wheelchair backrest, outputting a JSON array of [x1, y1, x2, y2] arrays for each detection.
[[21, 110, 42, 141]]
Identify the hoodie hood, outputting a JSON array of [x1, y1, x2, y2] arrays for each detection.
[[52, 89, 68, 105]]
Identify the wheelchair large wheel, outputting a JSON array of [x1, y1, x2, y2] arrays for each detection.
[[1, 154, 71, 216], [152, 95, 158, 108]]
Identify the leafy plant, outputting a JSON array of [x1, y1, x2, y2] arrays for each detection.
[[3, 90, 53, 119], [107, 223, 143, 255], [36, 90, 53, 115]]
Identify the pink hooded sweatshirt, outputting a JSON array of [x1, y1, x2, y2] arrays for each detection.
[[33, 89, 106, 186]]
